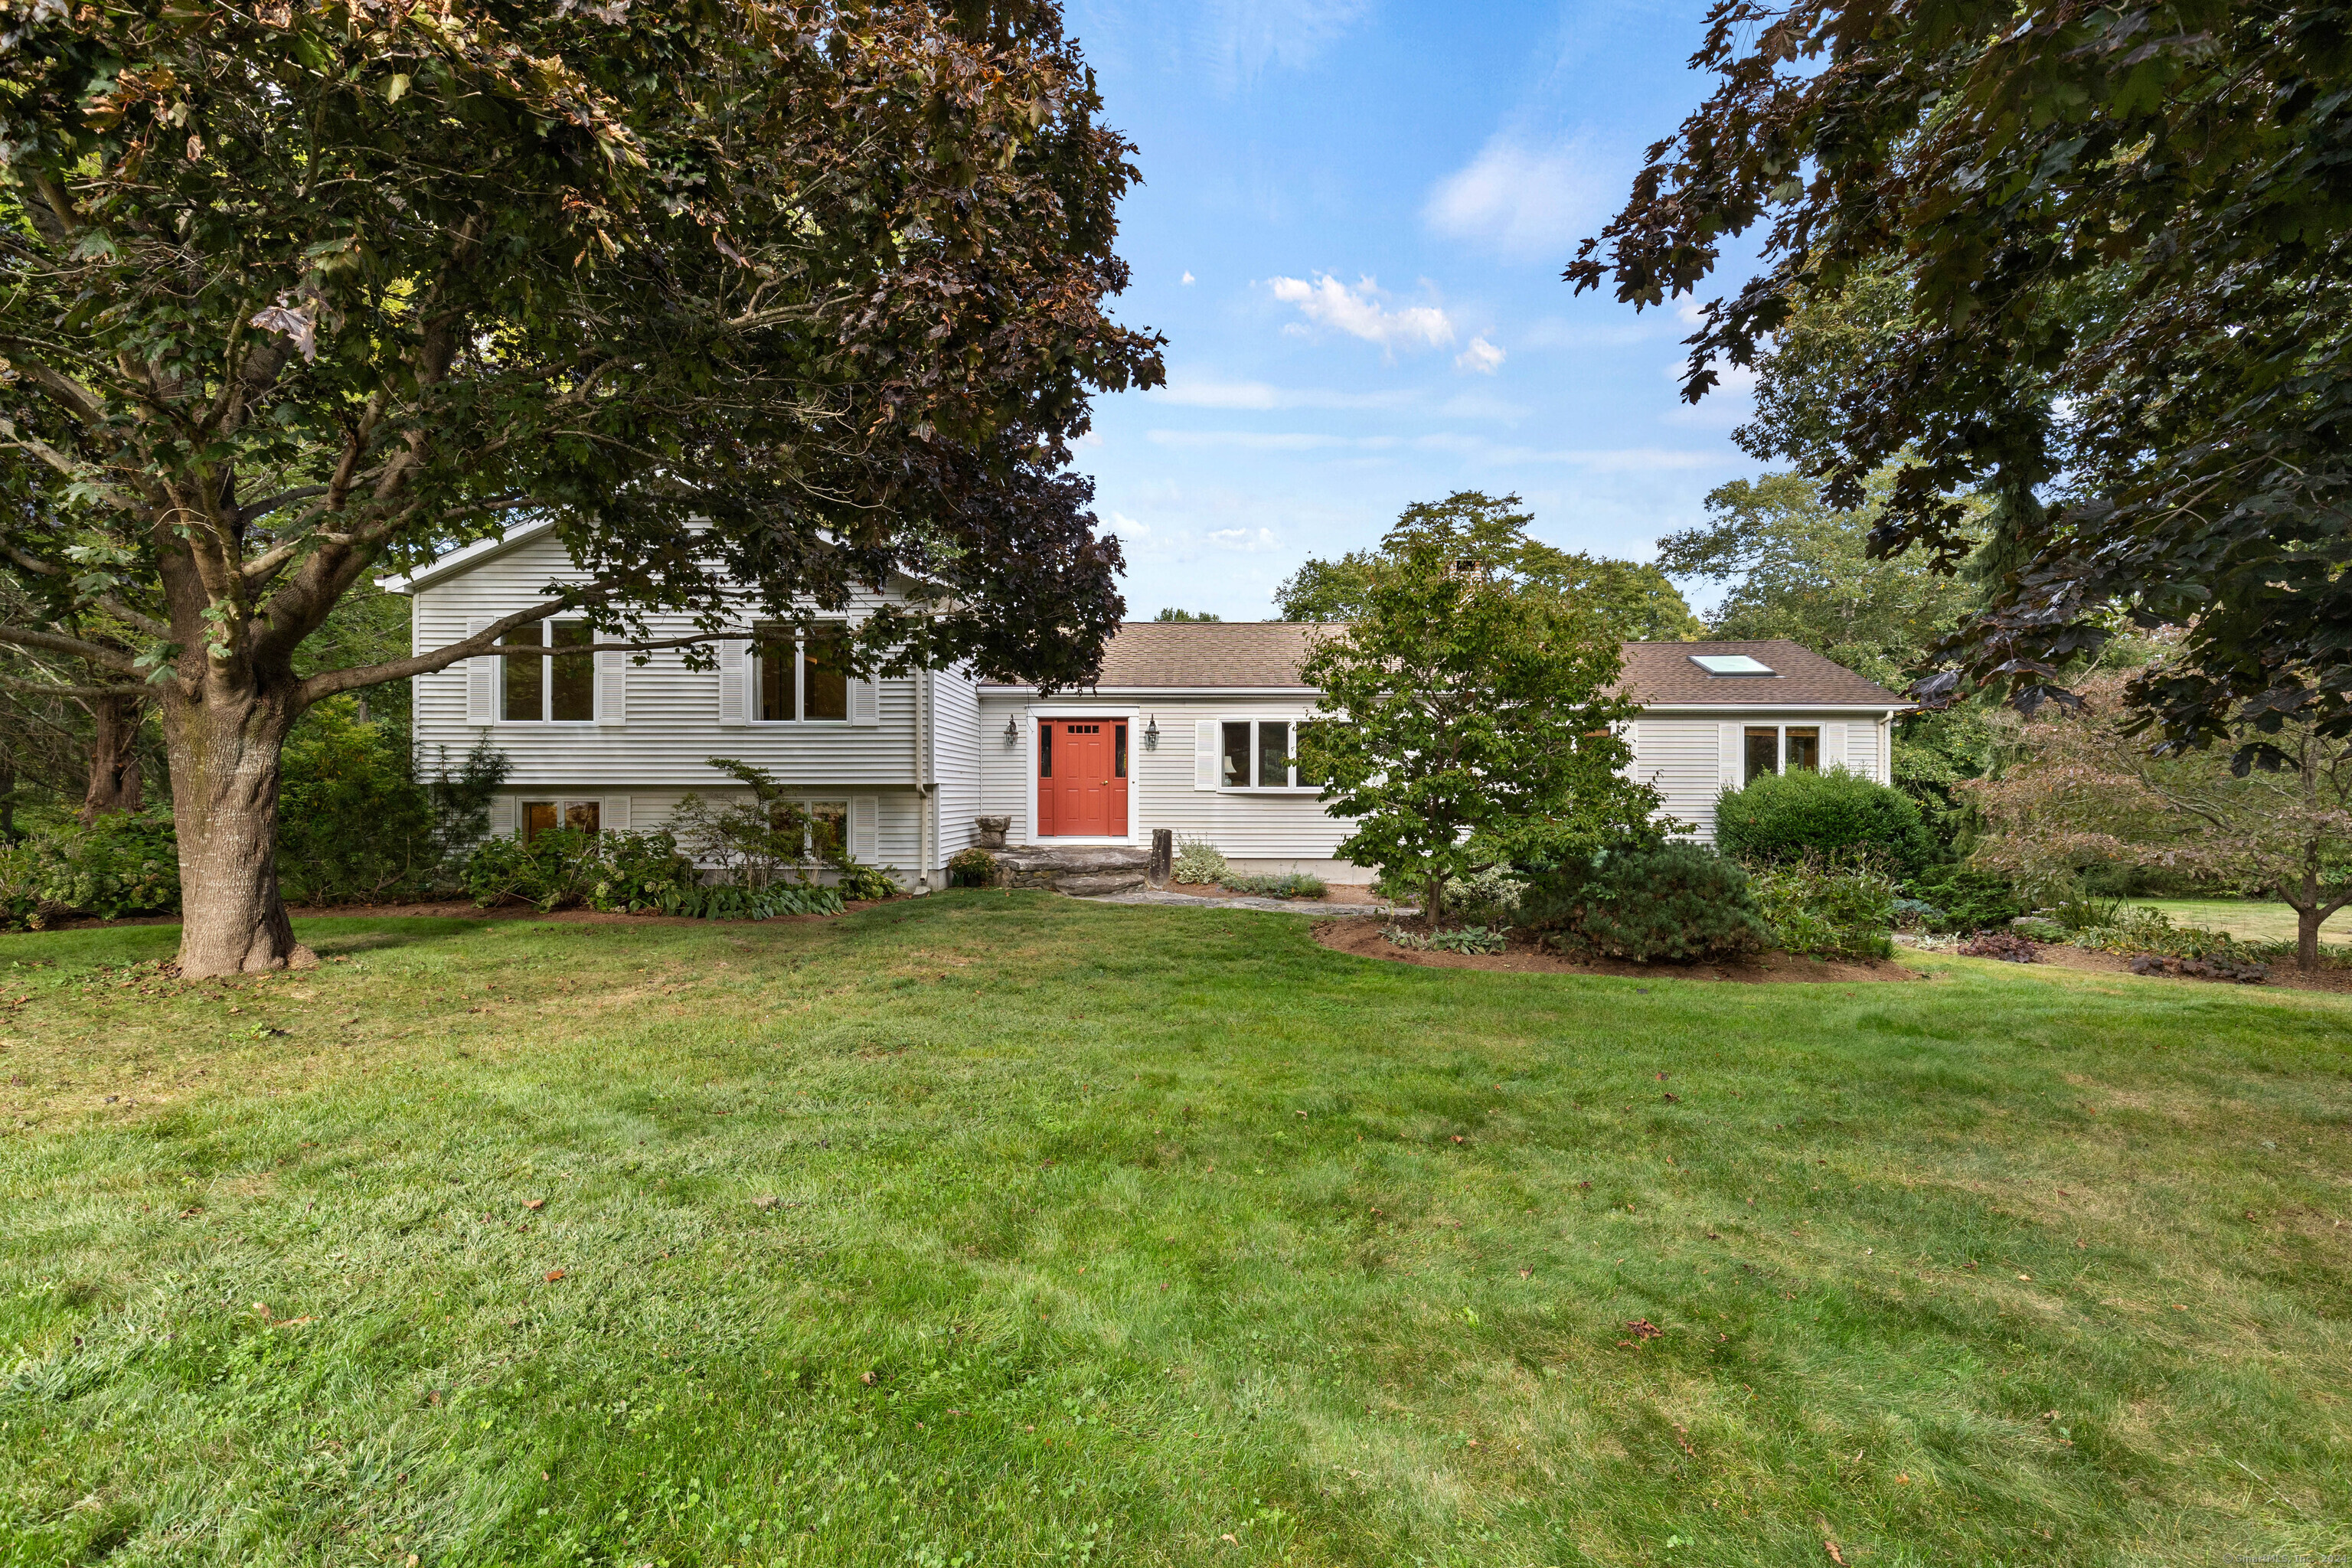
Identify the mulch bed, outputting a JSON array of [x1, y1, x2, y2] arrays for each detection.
[[1314, 917, 1926, 984], [2015, 939, 2352, 994]]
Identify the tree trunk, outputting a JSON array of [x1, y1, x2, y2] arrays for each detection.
[[161, 685, 313, 977], [80, 690, 145, 821]]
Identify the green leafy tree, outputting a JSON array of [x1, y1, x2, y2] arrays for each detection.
[[1153, 608, 1221, 622], [1296, 496, 1661, 926], [0, 0, 1158, 974], [1569, 0, 2352, 759], [1277, 492, 1703, 639]]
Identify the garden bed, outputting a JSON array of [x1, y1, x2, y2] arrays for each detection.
[[1314, 916, 1925, 983], [2020, 938, 2352, 994]]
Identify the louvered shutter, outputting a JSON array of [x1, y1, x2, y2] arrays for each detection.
[[1194, 720, 1219, 790], [849, 669, 880, 725], [716, 638, 749, 726], [1824, 721, 1848, 776], [489, 794, 517, 838], [466, 618, 495, 725], [596, 648, 627, 727], [602, 796, 632, 833], [849, 795, 879, 858], [1718, 722, 1741, 789]]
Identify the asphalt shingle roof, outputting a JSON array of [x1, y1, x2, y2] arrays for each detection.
[[990, 626, 1903, 706]]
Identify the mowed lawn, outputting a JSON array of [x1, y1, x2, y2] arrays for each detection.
[[2, 896, 2347, 1566], [2139, 898, 2352, 946]]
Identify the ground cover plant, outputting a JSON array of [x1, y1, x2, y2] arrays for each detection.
[[2, 897, 2347, 1564]]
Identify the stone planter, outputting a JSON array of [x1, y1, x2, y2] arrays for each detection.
[[973, 815, 1011, 850]]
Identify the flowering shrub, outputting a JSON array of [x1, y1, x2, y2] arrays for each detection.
[[1172, 837, 1227, 884]]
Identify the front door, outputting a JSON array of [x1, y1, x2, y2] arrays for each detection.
[[1037, 719, 1128, 838]]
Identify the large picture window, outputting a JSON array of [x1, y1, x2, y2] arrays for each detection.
[[1220, 720, 1303, 789], [756, 625, 851, 722], [500, 620, 594, 722]]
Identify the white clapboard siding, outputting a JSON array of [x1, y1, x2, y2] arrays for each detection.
[[1635, 718, 1735, 841], [406, 528, 926, 789], [931, 667, 984, 855], [466, 618, 495, 726], [1847, 720, 1884, 780]]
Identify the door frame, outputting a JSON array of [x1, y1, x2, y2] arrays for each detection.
[[1023, 704, 1142, 845]]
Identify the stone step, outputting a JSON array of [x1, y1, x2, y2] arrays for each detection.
[[989, 843, 1154, 893]]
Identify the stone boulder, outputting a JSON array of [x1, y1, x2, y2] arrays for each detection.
[[991, 844, 1152, 896]]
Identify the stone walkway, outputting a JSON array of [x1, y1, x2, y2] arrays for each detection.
[[1081, 887, 1403, 917]]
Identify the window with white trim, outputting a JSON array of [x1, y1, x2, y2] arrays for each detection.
[[521, 799, 600, 840], [767, 798, 848, 860], [500, 620, 595, 722], [754, 625, 850, 722], [1220, 720, 1308, 789], [1742, 724, 1821, 784]]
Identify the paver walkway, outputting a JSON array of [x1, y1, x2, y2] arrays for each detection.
[[1081, 887, 1403, 916]]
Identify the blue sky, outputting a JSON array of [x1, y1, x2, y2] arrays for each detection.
[[1064, 0, 1766, 621]]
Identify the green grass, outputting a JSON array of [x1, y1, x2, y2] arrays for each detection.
[[2, 894, 2348, 1566], [2135, 898, 2352, 945]]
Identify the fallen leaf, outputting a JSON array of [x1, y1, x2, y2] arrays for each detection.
[[1624, 1318, 1663, 1341], [544, 1269, 567, 1282], [1517, 1268, 1532, 1279], [861, 1370, 876, 1384], [524, 1198, 546, 1211], [1220, 1534, 1238, 1547]]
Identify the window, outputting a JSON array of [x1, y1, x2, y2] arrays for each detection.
[[1038, 722, 1054, 778], [755, 624, 851, 722], [501, 620, 594, 721], [1222, 720, 1301, 788], [1691, 653, 1776, 676], [1744, 724, 1824, 783], [765, 798, 848, 859], [522, 799, 600, 840]]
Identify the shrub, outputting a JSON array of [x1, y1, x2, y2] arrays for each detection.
[[464, 828, 603, 912], [1518, 843, 1769, 964], [1958, 931, 2039, 962], [2130, 952, 2269, 984], [586, 831, 704, 913], [1715, 767, 1931, 872], [831, 856, 902, 902], [1385, 923, 1506, 954], [1747, 856, 1899, 959], [1890, 896, 1940, 930], [1444, 865, 1526, 926], [1221, 872, 1328, 900], [1905, 866, 2025, 933], [652, 881, 842, 920], [0, 810, 181, 926], [946, 848, 999, 887], [1172, 837, 1227, 884], [277, 701, 510, 905]]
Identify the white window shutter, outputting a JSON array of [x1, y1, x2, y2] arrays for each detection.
[[849, 670, 880, 725], [466, 618, 495, 725], [490, 794, 516, 838], [596, 648, 627, 727], [1824, 720, 1849, 776], [717, 638, 749, 727], [849, 795, 879, 859], [1194, 720, 1219, 790], [602, 795, 632, 833], [1718, 721, 1742, 789]]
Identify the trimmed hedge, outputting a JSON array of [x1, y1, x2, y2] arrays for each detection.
[[1714, 766, 1930, 871], [1517, 843, 1770, 963]]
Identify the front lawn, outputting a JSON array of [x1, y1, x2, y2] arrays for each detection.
[[3, 895, 2347, 1565], [2138, 897, 2352, 946]]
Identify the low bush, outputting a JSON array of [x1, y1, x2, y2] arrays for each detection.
[[1747, 856, 1900, 959], [831, 857, 901, 902], [464, 828, 605, 913], [1905, 866, 2024, 933], [278, 702, 510, 905], [1517, 843, 1769, 964], [1221, 872, 1328, 900], [946, 848, 999, 887], [2130, 952, 2269, 984], [1890, 896, 1940, 930], [1172, 837, 1227, 884], [2067, 906, 2280, 975], [652, 881, 843, 920], [464, 825, 849, 920], [1715, 766, 1932, 872], [1444, 865, 1526, 926], [586, 831, 704, 914], [1958, 931, 2040, 962], [1384, 923, 1506, 955], [0, 810, 181, 926]]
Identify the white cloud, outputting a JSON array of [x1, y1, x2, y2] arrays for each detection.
[[1661, 355, 1759, 397], [1455, 335, 1506, 375], [1147, 430, 1396, 452], [1181, 270, 1196, 286], [1207, 526, 1281, 552], [1149, 373, 1419, 411], [1194, 0, 1370, 93], [1424, 133, 1615, 260], [1265, 273, 1454, 350], [1105, 509, 1150, 538]]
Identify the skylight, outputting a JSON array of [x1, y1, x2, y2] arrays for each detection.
[[1690, 654, 1776, 676]]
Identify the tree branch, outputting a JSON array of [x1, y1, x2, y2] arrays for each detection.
[[0, 624, 142, 675], [294, 603, 727, 707]]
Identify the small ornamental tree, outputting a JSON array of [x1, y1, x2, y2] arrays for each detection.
[[1295, 494, 1661, 926], [1968, 674, 2352, 972], [0, 0, 1158, 975]]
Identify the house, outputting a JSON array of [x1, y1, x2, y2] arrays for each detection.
[[387, 524, 1906, 887]]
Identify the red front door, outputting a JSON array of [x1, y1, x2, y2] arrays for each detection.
[[1037, 719, 1128, 838]]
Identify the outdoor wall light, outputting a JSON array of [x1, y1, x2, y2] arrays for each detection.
[[1144, 714, 1159, 750], [1003, 717, 1020, 747]]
